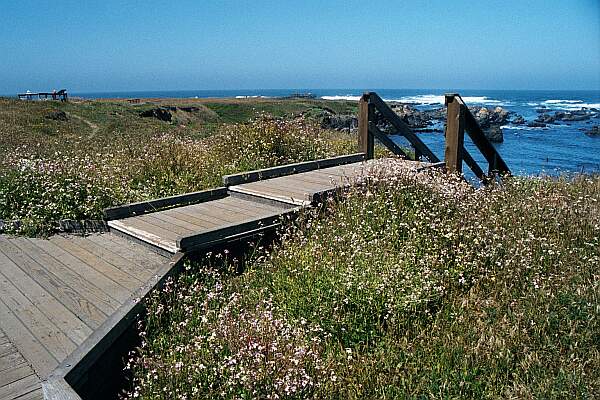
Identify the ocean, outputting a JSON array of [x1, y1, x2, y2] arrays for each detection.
[[73, 89, 600, 176]]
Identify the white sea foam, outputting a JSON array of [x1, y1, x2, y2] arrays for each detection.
[[501, 125, 544, 131], [501, 124, 571, 131], [322, 94, 506, 106], [543, 99, 583, 104], [396, 94, 504, 106], [396, 94, 446, 104], [540, 99, 600, 110], [320, 95, 362, 101]]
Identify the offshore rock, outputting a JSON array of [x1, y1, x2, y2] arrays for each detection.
[[485, 125, 504, 143], [535, 113, 557, 124], [512, 115, 526, 125], [391, 104, 429, 128], [475, 107, 508, 142]]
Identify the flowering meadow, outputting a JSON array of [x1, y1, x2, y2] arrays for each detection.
[[126, 169, 599, 399], [0, 97, 354, 234]]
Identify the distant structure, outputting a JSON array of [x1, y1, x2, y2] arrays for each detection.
[[18, 89, 68, 102]]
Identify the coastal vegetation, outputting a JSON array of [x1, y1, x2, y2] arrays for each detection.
[[125, 170, 599, 399], [0, 97, 356, 234], [1, 97, 598, 399]]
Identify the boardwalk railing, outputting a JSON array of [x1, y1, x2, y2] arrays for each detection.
[[444, 93, 510, 178], [358, 92, 441, 163], [358, 91, 510, 180]]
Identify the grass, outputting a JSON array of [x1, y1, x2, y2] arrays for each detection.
[[0, 97, 357, 234], [125, 170, 599, 399]]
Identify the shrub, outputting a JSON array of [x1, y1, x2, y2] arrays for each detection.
[[0, 117, 354, 234]]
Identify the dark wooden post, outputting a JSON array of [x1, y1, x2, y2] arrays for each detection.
[[444, 94, 465, 173], [358, 93, 374, 159]]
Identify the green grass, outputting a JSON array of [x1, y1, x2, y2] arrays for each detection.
[[126, 172, 600, 399], [0, 97, 357, 234]]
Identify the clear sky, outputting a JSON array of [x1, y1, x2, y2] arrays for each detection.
[[1, 0, 599, 93]]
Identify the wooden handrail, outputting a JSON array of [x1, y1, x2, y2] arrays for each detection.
[[357, 91, 510, 181], [445, 93, 511, 178], [358, 92, 440, 163]]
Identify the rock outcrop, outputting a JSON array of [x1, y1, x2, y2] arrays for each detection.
[[474, 107, 510, 142], [320, 113, 358, 132], [139, 107, 172, 122]]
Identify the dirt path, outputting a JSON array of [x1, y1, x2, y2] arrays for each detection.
[[67, 113, 99, 137]]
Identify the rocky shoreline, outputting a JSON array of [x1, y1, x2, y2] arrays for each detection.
[[320, 102, 600, 143]]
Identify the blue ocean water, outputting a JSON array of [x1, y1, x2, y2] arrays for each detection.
[[73, 89, 600, 176]]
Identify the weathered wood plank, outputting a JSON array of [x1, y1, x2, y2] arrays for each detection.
[[110, 216, 180, 241], [218, 196, 288, 213], [263, 175, 336, 194], [228, 185, 307, 206], [160, 207, 223, 229], [222, 153, 366, 186], [0, 295, 59, 378], [0, 373, 42, 400], [66, 236, 157, 284], [237, 179, 313, 200], [177, 209, 298, 252], [188, 198, 268, 221], [0, 237, 92, 345], [49, 235, 144, 290], [205, 200, 264, 219], [84, 234, 166, 274], [175, 202, 237, 225], [149, 210, 212, 232], [41, 377, 79, 400], [32, 238, 130, 304], [282, 169, 346, 185], [97, 233, 167, 266], [135, 214, 196, 237], [230, 185, 306, 205], [107, 219, 179, 254], [103, 187, 228, 220], [0, 357, 25, 374], [15, 387, 44, 400], [9, 238, 111, 327], [0, 276, 79, 361], [0, 363, 35, 388]]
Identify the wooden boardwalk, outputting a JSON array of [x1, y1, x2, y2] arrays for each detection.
[[0, 233, 167, 399], [229, 158, 432, 206], [0, 328, 41, 400], [0, 90, 511, 399], [0, 155, 437, 399]]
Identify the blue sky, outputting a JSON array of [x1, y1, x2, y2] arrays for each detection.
[[1, 0, 599, 92]]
